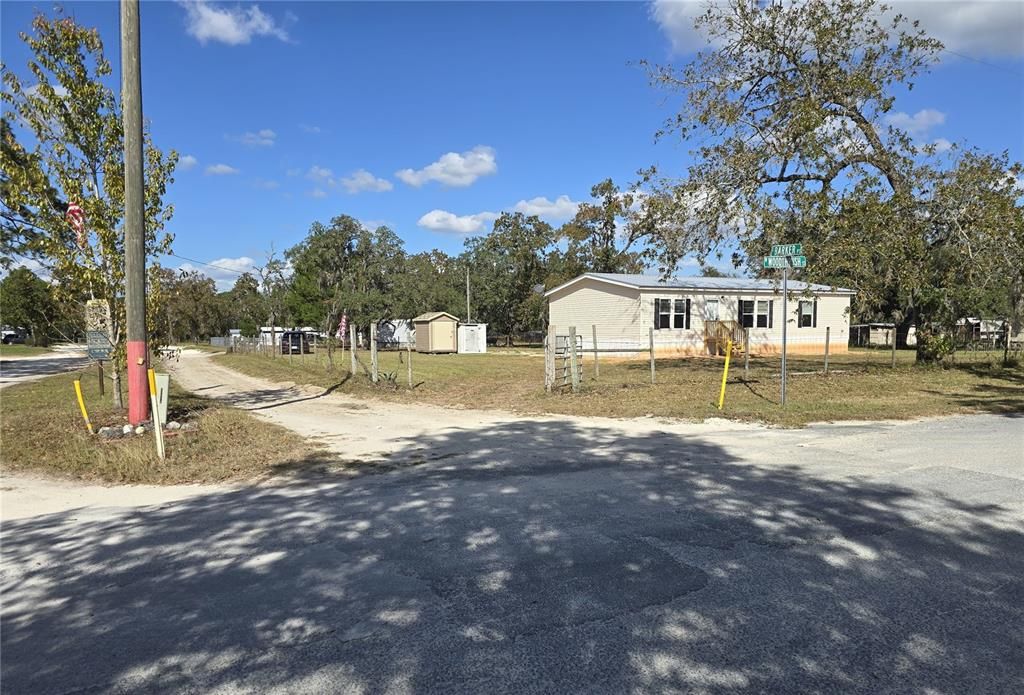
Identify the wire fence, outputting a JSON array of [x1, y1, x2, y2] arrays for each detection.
[[543, 323, 1022, 394]]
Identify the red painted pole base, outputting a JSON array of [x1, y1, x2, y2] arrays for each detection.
[[127, 340, 150, 425]]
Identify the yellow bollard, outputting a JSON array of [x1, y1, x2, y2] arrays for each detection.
[[147, 368, 165, 459], [73, 379, 93, 434], [717, 339, 733, 411]]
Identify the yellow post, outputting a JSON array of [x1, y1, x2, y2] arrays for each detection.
[[717, 339, 733, 411], [147, 368, 165, 459], [73, 379, 93, 434]]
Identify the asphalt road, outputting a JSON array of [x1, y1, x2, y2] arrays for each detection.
[[2, 406, 1023, 691], [0, 345, 89, 389]]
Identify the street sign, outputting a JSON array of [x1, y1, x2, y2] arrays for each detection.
[[770, 243, 802, 257], [763, 255, 807, 269], [85, 299, 113, 361]]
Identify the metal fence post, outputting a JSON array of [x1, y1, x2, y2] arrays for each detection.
[[407, 343, 412, 388], [891, 328, 897, 369], [824, 326, 830, 375], [592, 324, 599, 379], [649, 327, 656, 384], [569, 325, 580, 394]]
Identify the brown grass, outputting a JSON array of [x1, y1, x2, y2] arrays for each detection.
[[213, 346, 1024, 427], [0, 369, 324, 484]]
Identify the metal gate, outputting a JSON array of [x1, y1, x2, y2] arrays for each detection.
[[553, 333, 583, 390]]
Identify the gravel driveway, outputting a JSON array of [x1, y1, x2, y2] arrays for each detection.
[[2, 351, 1022, 693]]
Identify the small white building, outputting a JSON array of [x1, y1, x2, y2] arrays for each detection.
[[457, 323, 487, 354], [545, 273, 855, 357]]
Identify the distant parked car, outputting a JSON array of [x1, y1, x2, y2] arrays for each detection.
[[280, 330, 312, 354], [1, 328, 27, 345]]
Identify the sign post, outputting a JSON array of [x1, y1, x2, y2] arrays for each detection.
[[763, 244, 808, 407]]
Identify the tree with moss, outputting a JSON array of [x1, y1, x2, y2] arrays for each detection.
[[1, 11, 177, 402]]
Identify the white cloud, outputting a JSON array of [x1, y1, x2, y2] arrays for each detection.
[[884, 108, 946, 138], [285, 167, 302, 177], [417, 209, 499, 235], [396, 146, 498, 187], [306, 165, 335, 185], [309, 188, 328, 199], [512, 195, 581, 221], [650, 1, 714, 54], [254, 179, 279, 190], [299, 123, 322, 134], [230, 128, 276, 147], [176, 256, 257, 291], [652, 1, 1024, 58], [179, 154, 198, 171], [181, 1, 289, 46], [893, 0, 1024, 58], [340, 169, 393, 194], [931, 138, 953, 153], [205, 163, 239, 175], [25, 83, 69, 99]]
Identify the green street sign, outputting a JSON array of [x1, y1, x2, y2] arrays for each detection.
[[770, 243, 802, 257], [763, 255, 808, 269]]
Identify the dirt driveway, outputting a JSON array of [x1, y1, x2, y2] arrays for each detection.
[[3, 349, 1022, 693]]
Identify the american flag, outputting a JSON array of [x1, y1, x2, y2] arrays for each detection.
[[336, 314, 348, 340], [66, 203, 85, 248]]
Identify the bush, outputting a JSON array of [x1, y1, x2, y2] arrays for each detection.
[[916, 330, 956, 362]]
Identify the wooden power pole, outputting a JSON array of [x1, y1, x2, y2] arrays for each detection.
[[121, 0, 149, 425]]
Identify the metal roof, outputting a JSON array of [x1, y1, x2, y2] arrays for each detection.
[[545, 272, 855, 297], [412, 311, 460, 322]]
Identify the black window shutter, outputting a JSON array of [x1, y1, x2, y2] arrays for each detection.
[[812, 300, 818, 328], [686, 298, 691, 329], [653, 299, 659, 329], [768, 300, 774, 329]]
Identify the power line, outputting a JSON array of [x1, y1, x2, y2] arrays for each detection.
[[165, 252, 250, 276], [939, 49, 1024, 77]]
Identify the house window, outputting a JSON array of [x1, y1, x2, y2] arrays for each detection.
[[705, 299, 719, 321], [673, 299, 691, 329], [742, 299, 774, 329], [740, 300, 755, 328], [798, 300, 817, 328], [656, 299, 672, 329], [654, 298, 691, 330]]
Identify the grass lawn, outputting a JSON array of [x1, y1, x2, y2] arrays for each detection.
[[213, 346, 1024, 427], [0, 369, 324, 484], [0, 344, 53, 358]]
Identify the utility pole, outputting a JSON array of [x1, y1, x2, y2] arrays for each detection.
[[465, 267, 471, 322], [121, 0, 149, 425]]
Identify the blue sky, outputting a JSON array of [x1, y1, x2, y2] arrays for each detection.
[[2, 1, 1023, 288]]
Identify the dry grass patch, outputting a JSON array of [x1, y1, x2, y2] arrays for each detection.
[[0, 370, 325, 484], [213, 347, 1024, 427]]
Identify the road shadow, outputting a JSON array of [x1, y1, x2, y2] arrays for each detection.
[[2, 420, 1022, 693]]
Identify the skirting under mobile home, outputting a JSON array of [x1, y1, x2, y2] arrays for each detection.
[[545, 273, 854, 358]]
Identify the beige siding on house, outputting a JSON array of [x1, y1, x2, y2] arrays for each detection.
[[548, 278, 641, 349], [548, 277, 852, 357]]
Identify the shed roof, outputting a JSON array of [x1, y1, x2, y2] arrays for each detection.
[[545, 272, 855, 297], [412, 311, 460, 322]]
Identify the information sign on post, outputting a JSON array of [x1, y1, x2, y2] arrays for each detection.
[[85, 299, 114, 361]]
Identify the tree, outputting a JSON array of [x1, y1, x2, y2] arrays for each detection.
[[0, 267, 56, 345], [559, 179, 650, 274], [286, 216, 406, 336], [464, 212, 553, 344], [641, 0, 1022, 359], [392, 250, 465, 319], [2, 12, 178, 402], [227, 272, 264, 338]]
